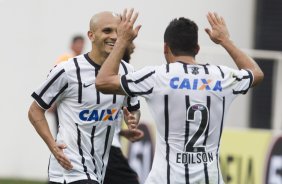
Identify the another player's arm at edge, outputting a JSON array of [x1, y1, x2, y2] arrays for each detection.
[[95, 35, 129, 95], [96, 9, 141, 95], [95, 36, 128, 95], [28, 101, 73, 170], [205, 12, 264, 87]]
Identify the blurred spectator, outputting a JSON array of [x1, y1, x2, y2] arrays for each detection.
[[55, 35, 85, 65]]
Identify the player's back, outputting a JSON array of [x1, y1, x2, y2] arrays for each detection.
[[138, 61, 252, 184]]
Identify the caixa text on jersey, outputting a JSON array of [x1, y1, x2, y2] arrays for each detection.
[[170, 77, 222, 91], [79, 109, 120, 121]]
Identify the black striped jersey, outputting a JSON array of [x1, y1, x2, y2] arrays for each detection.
[[31, 54, 139, 184], [120, 61, 253, 184]]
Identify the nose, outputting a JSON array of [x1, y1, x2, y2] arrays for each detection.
[[110, 31, 117, 40]]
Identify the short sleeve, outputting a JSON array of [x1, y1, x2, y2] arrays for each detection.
[[120, 66, 156, 98], [221, 66, 254, 95], [31, 64, 69, 110], [123, 96, 140, 112]]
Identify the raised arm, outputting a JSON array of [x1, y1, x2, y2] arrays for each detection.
[[96, 9, 141, 94], [205, 12, 264, 87]]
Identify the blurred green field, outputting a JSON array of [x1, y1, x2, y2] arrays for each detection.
[[0, 179, 46, 184]]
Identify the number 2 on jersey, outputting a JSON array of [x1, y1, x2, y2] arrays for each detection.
[[184, 104, 209, 152]]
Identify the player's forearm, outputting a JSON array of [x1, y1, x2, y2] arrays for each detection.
[[99, 39, 128, 76], [96, 39, 129, 93], [99, 39, 127, 77], [119, 129, 127, 137], [28, 102, 57, 152], [220, 39, 264, 86]]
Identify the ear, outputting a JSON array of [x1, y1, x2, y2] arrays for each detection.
[[164, 43, 173, 63], [164, 42, 169, 54], [87, 31, 95, 42], [194, 44, 200, 55]]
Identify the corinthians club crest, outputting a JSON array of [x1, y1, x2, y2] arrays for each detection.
[[192, 67, 199, 75]]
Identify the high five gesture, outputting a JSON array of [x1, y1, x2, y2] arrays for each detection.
[[117, 8, 142, 44]]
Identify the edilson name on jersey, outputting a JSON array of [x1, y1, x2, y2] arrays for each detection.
[[176, 152, 214, 164]]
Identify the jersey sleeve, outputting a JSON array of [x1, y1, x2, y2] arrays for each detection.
[[31, 64, 69, 110], [120, 61, 140, 111], [123, 96, 140, 112], [120, 66, 156, 98], [221, 66, 254, 95]]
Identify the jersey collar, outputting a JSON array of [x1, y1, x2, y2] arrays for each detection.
[[176, 61, 191, 65], [84, 53, 101, 69]]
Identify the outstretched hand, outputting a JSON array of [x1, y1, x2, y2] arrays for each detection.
[[117, 8, 142, 44], [205, 12, 230, 45], [52, 143, 73, 170]]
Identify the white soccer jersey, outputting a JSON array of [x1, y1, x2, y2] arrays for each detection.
[[111, 113, 123, 148], [31, 54, 139, 184], [120, 61, 253, 184]]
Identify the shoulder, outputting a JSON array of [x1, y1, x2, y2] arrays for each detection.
[[46, 62, 69, 83], [215, 65, 253, 83], [120, 60, 135, 73], [217, 65, 246, 75], [53, 56, 82, 77], [127, 66, 158, 80], [63, 54, 86, 69], [154, 63, 172, 74]]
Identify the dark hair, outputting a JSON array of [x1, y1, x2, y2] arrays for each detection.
[[72, 35, 84, 43], [164, 17, 198, 57], [122, 43, 135, 63], [122, 47, 131, 63]]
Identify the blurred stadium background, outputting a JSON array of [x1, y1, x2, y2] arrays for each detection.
[[0, 0, 281, 183]]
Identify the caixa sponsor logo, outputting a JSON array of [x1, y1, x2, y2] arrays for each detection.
[[79, 109, 119, 121], [170, 77, 222, 91]]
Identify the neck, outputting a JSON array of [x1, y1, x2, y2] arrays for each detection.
[[171, 55, 197, 65], [73, 51, 81, 56], [88, 50, 108, 65]]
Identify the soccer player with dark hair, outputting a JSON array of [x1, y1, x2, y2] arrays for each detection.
[[96, 9, 264, 184]]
